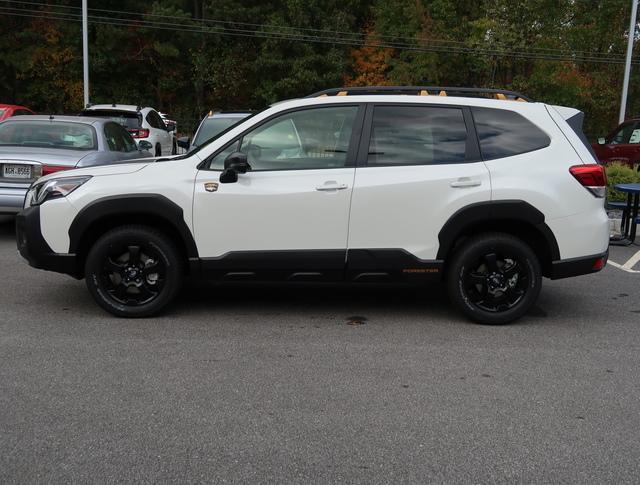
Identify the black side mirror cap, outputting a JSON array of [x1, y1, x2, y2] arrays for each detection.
[[224, 152, 251, 174], [219, 168, 238, 184], [138, 140, 153, 151]]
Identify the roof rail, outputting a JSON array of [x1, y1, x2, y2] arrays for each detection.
[[306, 86, 532, 102]]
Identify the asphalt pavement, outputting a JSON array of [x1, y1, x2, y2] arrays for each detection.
[[1, 219, 639, 484]]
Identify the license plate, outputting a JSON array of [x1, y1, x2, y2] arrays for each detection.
[[2, 164, 32, 179]]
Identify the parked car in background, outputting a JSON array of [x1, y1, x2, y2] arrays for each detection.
[[593, 118, 640, 169], [81, 104, 175, 156], [178, 111, 252, 152], [0, 115, 152, 214], [159, 112, 178, 154], [0, 104, 35, 121]]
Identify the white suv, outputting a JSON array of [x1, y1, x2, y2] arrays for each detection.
[[81, 104, 175, 156], [17, 87, 609, 324]]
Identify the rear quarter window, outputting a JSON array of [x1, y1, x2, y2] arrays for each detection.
[[472, 107, 550, 161]]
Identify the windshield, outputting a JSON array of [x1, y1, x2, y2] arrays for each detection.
[[81, 110, 141, 129], [0, 120, 97, 150], [193, 117, 247, 147]]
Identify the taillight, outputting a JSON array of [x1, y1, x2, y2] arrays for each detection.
[[127, 128, 150, 139], [569, 164, 607, 198], [592, 256, 607, 271], [42, 165, 70, 176]]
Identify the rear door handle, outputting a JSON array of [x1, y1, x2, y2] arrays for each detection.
[[316, 182, 348, 191], [450, 178, 482, 188]]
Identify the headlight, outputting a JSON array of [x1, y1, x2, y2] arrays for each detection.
[[26, 176, 92, 207]]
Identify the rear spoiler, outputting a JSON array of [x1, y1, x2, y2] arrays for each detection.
[[547, 105, 599, 163]]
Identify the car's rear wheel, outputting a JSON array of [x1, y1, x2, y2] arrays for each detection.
[[171, 140, 177, 155], [446, 232, 541, 325], [155, 144, 161, 157], [85, 225, 183, 317]]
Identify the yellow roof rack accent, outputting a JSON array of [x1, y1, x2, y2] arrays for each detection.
[[515, 97, 526, 102], [208, 110, 213, 116], [306, 87, 532, 102]]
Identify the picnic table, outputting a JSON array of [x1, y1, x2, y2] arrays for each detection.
[[610, 183, 640, 246]]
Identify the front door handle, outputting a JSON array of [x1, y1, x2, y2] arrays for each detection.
[[450, 178, 482, 188], [316, 182, 348, 191]]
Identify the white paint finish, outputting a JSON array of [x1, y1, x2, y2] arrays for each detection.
[[545, 208, 610, 259], [39, 197, 78, 253], [33, 94, 610, 269], [66, 159, 198, 244], [348, 163, 491, 260], [193, 168, 355, 257]]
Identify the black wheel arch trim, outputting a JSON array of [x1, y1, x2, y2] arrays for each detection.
[[68, 194, 199, 260], [436, 200, 561, 262]]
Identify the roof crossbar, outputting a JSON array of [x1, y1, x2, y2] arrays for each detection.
[[306, 86, 532, 102]]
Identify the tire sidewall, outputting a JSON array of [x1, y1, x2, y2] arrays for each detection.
[[85, 228, 182, 318]]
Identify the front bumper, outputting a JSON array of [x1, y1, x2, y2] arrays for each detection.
[[0, 185, 28, 214], [548, 250, 609, 280], [16, 206, 81, 278]]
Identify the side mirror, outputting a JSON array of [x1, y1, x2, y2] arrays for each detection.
[[597, 137, 606, 145], [220, 152, 251, 184], [138, 140, 153, 151], [224, 152, 251, 174], [177, 137, 190, 150], [166, 124, 176, 132]]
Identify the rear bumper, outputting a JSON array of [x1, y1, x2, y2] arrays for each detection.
[[0, 185, 28, 214], [549, 250, 608, 280], [15, 206, 81, 278]]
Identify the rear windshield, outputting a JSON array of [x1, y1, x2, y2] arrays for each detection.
[[193, 117, 246, 147], [0, 120, 96, 150], [82, 110, 141, 129]]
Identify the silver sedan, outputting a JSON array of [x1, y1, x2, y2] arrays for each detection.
[[0, 115, 153, 214]]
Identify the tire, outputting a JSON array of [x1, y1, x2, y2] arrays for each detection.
[[85, 225, 184, 318], [171, 140, 177, 155], [446, 232, 542, 325], [155, 145, 162, 157]]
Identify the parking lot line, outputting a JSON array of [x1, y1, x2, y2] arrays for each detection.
[[622, 248, 640, 269], [608, 252, 640, 273]]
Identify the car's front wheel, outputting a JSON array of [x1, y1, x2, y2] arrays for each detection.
[[85, 225, 184, 317], [446, 232, 542, 325]]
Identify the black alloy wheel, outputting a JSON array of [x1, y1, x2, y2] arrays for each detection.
[[447, 232, 542, 325], [85, 225, 183, 317], [462, 251, 528, 313], [102, 244, 165, 306]]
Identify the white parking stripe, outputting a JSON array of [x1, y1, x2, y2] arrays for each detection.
[[622, 249, 640, 270], [608, 260, 640, 274]]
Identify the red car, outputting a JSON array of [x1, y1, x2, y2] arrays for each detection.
[[0, 104, 35, 122], [593, 119, 640, 168]]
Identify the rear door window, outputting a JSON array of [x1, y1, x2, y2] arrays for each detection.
[[471, 107, 550, 161], [366, 105, 468, 166], [104, 122, 138, 152]]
